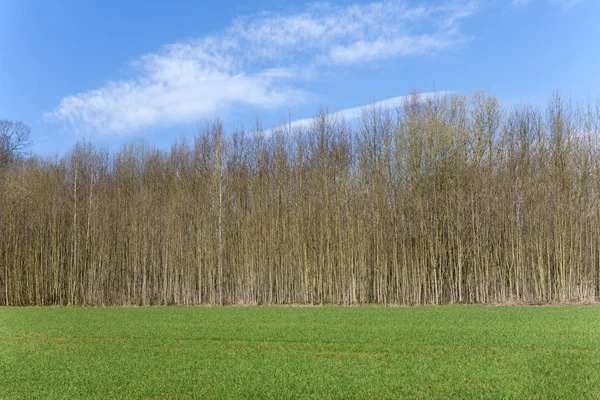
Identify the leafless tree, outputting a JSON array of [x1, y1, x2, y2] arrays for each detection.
[[0, 119, 31, 166], [1, 92, 600, 306]]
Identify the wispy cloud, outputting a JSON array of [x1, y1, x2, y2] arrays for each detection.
[[48, 1, 477, 136], [269, 91, 452, 134]]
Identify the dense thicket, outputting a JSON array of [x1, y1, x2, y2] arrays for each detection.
[[1, 91, 599, 306]]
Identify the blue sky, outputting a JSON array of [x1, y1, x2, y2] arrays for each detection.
[[1, 0, 599, 156]]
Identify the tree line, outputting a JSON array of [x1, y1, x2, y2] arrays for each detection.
[[1, 91, 599, 306]]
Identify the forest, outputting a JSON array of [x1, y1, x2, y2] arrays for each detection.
[[1, 90, 599, 306]]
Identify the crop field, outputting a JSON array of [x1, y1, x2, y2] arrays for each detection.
[[1, 306, 599, 399]]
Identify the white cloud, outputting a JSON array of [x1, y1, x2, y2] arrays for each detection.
[[330, 35, 457, 64], [269, 91, 452, 134], [51, 67, 301, 135], [48, 1, 477, 136]]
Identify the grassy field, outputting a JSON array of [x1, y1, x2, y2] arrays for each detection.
[[1, 306, 599, 399]]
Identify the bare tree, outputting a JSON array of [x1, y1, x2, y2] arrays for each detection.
[[1, 92, 600, 306], [0, 119, 31, 166]]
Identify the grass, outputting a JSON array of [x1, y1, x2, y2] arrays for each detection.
[[1, 305, 599, 399]]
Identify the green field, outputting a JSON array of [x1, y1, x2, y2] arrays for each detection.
[[1, 306, 599, 399]]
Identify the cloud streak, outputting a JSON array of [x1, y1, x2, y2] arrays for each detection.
[[48, 1, 477, 135], [269, 91, 452, 134]]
